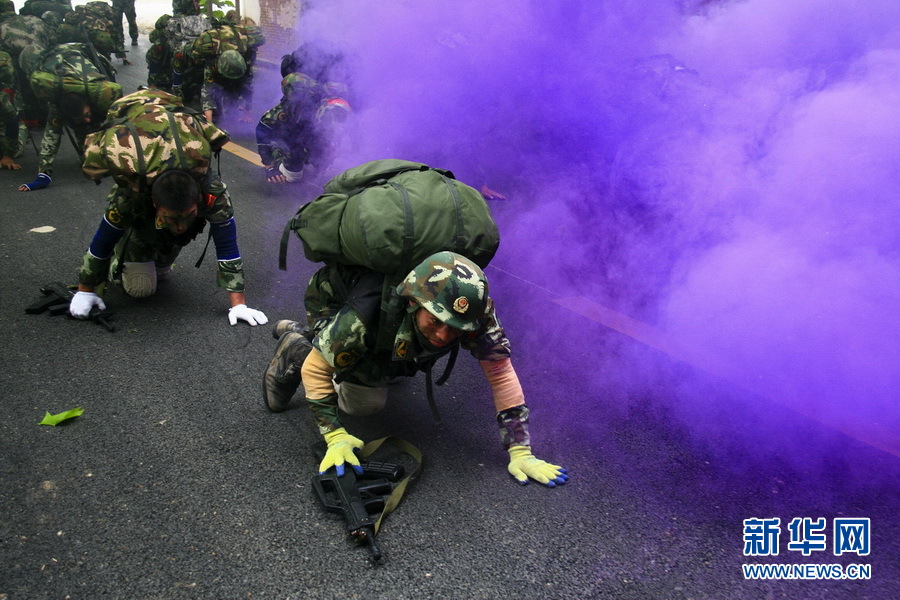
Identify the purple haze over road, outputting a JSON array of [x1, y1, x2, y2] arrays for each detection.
[[289, 0, 900, 460]]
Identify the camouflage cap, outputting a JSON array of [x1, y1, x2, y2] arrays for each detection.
[[216, 48, 246, 79], [396, 251, 489, 332]]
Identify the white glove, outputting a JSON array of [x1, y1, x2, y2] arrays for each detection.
[[69, 291, 106, 319], [228, 304, 268, 326]]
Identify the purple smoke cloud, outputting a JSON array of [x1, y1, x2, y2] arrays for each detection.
[[288, 0, 900, 459]]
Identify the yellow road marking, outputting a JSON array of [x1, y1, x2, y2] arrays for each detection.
[[222, 141, 262, 166], [554, 295, 899, 458]]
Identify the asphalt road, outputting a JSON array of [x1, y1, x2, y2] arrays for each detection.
[[1, 37, 898, 600]]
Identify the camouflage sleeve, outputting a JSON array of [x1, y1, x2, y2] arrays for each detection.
[[313, 305, 369, 370], [308, 392, 342, 434], [255, 105, 283, 165], [459, 298, 512, 361], [497, 404, 532, 448], [215, 257, 244, 292], [37, 108, 64, 176], [78, 250, 112, 288], [202, 176, 235, 223]]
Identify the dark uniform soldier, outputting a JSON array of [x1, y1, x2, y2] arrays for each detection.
[[263, 252, 569, 487], [111, 0, 138, 49]]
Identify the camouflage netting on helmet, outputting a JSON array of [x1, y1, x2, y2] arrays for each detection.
[[81, 89, 230, 193]]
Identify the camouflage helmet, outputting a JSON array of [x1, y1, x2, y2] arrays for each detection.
[[397, 251, 489, 332], [18, 44, 46, 77], [216, 49, 246, 79], [316, 97, 351, 125], [41, 10, 63, 29]]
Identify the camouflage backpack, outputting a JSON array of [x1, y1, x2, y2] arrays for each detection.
[[29, 42, 121, 110], [81, 88, 229, 194], [0, 15, 54, 56], [57, 1, 116, 56], [165, 14, 211, 56], [191, 24, 265, 61]]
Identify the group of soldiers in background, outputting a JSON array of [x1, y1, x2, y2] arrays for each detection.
[[2, 0, 354, 188]]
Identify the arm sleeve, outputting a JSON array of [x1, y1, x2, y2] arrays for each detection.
[[255, 114, 277, 165], [301, 348, 343, 434], [480, 358, 525, 412], [78, 216, 126, 288]]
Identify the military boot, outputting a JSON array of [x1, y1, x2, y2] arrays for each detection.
[[263, 332, 314, 412], [272, 319, 307, 340]]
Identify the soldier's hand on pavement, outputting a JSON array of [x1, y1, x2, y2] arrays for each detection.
[[1, 156, 21, 170], [507, 446, 569, 487], [320, 427, 365, 476], [69, 291, 106, 319], [265, 165, 286, 183], [19, 173, 51, 191], [228, 304, 269, 326]]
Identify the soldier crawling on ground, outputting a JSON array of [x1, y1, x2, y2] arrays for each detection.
[[17, 42, 121, 191], [69, 88, 268, 327]]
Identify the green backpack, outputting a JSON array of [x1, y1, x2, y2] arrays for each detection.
[[280, 159, 500, 284]]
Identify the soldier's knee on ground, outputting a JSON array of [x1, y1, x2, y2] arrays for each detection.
[[335, 381, 388, 416], [122, 261, 158, 297]]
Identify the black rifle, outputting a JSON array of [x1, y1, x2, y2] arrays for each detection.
[[26, 281, 115, 332], [311, 456, 405, 561]]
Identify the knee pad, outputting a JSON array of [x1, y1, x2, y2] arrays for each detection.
[[122, 261, 158, 298]]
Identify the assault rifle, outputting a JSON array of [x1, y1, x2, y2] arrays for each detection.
[[311, 455, 405, 562], [25, 281, 115, 332]]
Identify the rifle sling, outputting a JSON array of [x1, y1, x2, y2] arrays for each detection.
[[358, 436, 422, 535]]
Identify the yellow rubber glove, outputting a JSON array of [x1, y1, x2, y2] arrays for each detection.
[[507, 446, 569, 487], [320, 427, 365, 476]]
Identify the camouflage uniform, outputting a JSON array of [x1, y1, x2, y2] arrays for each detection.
[[255, 73, 320, 175], [0, 50, 25, 162], [78, 88, 244, 293], [77, 177, 245, 293], [172, 0, 199, 17], [191, 25, 261, 118], [30, 42, 121, 177], [111, 0, 138, 48], [302, 258, 512, 435], [144, 15, 173, 90], [167, 14, 211, 103]]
